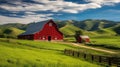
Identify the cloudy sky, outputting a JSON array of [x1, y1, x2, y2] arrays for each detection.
[[0, 0, 120, 24]]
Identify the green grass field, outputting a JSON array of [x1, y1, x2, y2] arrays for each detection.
[[90, 36, 120, 49], [0, 38, 102, 67], [64, 36, 120, 53]]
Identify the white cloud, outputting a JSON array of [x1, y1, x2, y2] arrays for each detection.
[[0, 14, 53, 24], [1, 0, 120, 13], [0, 0, 120, 24], [85, 0, 120, 5]]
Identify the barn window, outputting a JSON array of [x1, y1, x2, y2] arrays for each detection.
[[42, 36, 45, 40], [49, 23, 52, 26], [55, 37, 57, 40]]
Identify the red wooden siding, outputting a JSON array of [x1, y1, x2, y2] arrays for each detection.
[[18, 20, 63, 41], [34, 20, 63, 40]]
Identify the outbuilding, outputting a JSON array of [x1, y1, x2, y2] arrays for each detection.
[[76, 35, 90, 43]]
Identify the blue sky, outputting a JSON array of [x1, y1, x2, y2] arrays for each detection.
[[0, 0, 120, 24]]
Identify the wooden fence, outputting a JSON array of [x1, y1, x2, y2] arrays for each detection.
[[64, 49, 120, 67]]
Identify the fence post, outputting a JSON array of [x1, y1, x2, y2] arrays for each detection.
[[91, 55, 94, 61], [63, 49, 120, 66], [72, 51, 74, 56], [99, 56, 102, 63], [64, 49, 66, 54], [77, 52, 80, 57], [84, 54, 86, 59], [108, 57, 111, 66]]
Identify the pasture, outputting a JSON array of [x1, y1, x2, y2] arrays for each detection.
[[0, 38, 101, 67], [64, 36, 120, 50], [90, 36, 120, 50]]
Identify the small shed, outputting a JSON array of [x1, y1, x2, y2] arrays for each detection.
[[76, 35, 90, 43]]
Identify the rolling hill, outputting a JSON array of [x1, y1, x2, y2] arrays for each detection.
[[0, 23, 28, 30], [73, 19, 118, 31], [111, 24, 120, 35], [60, 22, 83, 36], [95, 24, 120, 35], [0, 19, 120, 38], [59, 19, 120, 36], [95, 28, 116, 36], [0, 27, 24, 38], [59, 22, 99, 37]]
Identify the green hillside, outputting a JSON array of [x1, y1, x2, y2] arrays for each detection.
[[0, 27, 24, 38], [95, 28, 116, 35], [59, 21, 100, 37], [0, 29, 3, 34], [73, 19, 118, 31], [111, 24, 120, 35], [60, 22, 83, 36], [0, 38, 101, 67], [95, 24, 120, 36], [60, 23, 118, 37], [0, 23, 28, 30]]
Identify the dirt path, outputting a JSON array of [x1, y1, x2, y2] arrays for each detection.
[[71, 43, 117, 54], [54, 41, 117, 54]]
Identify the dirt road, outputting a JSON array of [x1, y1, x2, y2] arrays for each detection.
[[54, 41, 117, 54], [71, 43, 117, 54]]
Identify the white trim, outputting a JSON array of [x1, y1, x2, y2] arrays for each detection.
[[80, 35, 89, 38]]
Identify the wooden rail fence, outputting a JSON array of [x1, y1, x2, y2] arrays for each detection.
[[64, 49, 120, 67]]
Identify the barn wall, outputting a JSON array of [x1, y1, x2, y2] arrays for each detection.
[[34, 20, 63, 40], [18, 34, 34, 40]]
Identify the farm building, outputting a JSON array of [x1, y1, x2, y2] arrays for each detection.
[[18, 19, 63, 41], [75, 35, 90, 43]]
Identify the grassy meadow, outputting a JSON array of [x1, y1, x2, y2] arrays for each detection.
[[90, 36, 120, 49], [0, 38, 102, 67], [64, 35, 120, 52]]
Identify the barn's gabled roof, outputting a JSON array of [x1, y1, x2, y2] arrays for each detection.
[[20, 20, 50, 35]]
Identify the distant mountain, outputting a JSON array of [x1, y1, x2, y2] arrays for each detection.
[[73, 19, 119, 31]]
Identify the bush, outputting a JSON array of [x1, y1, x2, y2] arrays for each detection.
[[3, 29, 12, 34]]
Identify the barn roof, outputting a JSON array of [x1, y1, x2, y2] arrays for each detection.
[[20, 20, 50, 35]]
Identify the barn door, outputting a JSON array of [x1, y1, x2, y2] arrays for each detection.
[[48, 36, 51, 41]]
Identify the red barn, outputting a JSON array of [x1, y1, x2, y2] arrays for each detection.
[[76, 35, 90, 43], [18, 19, 63, 41]]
